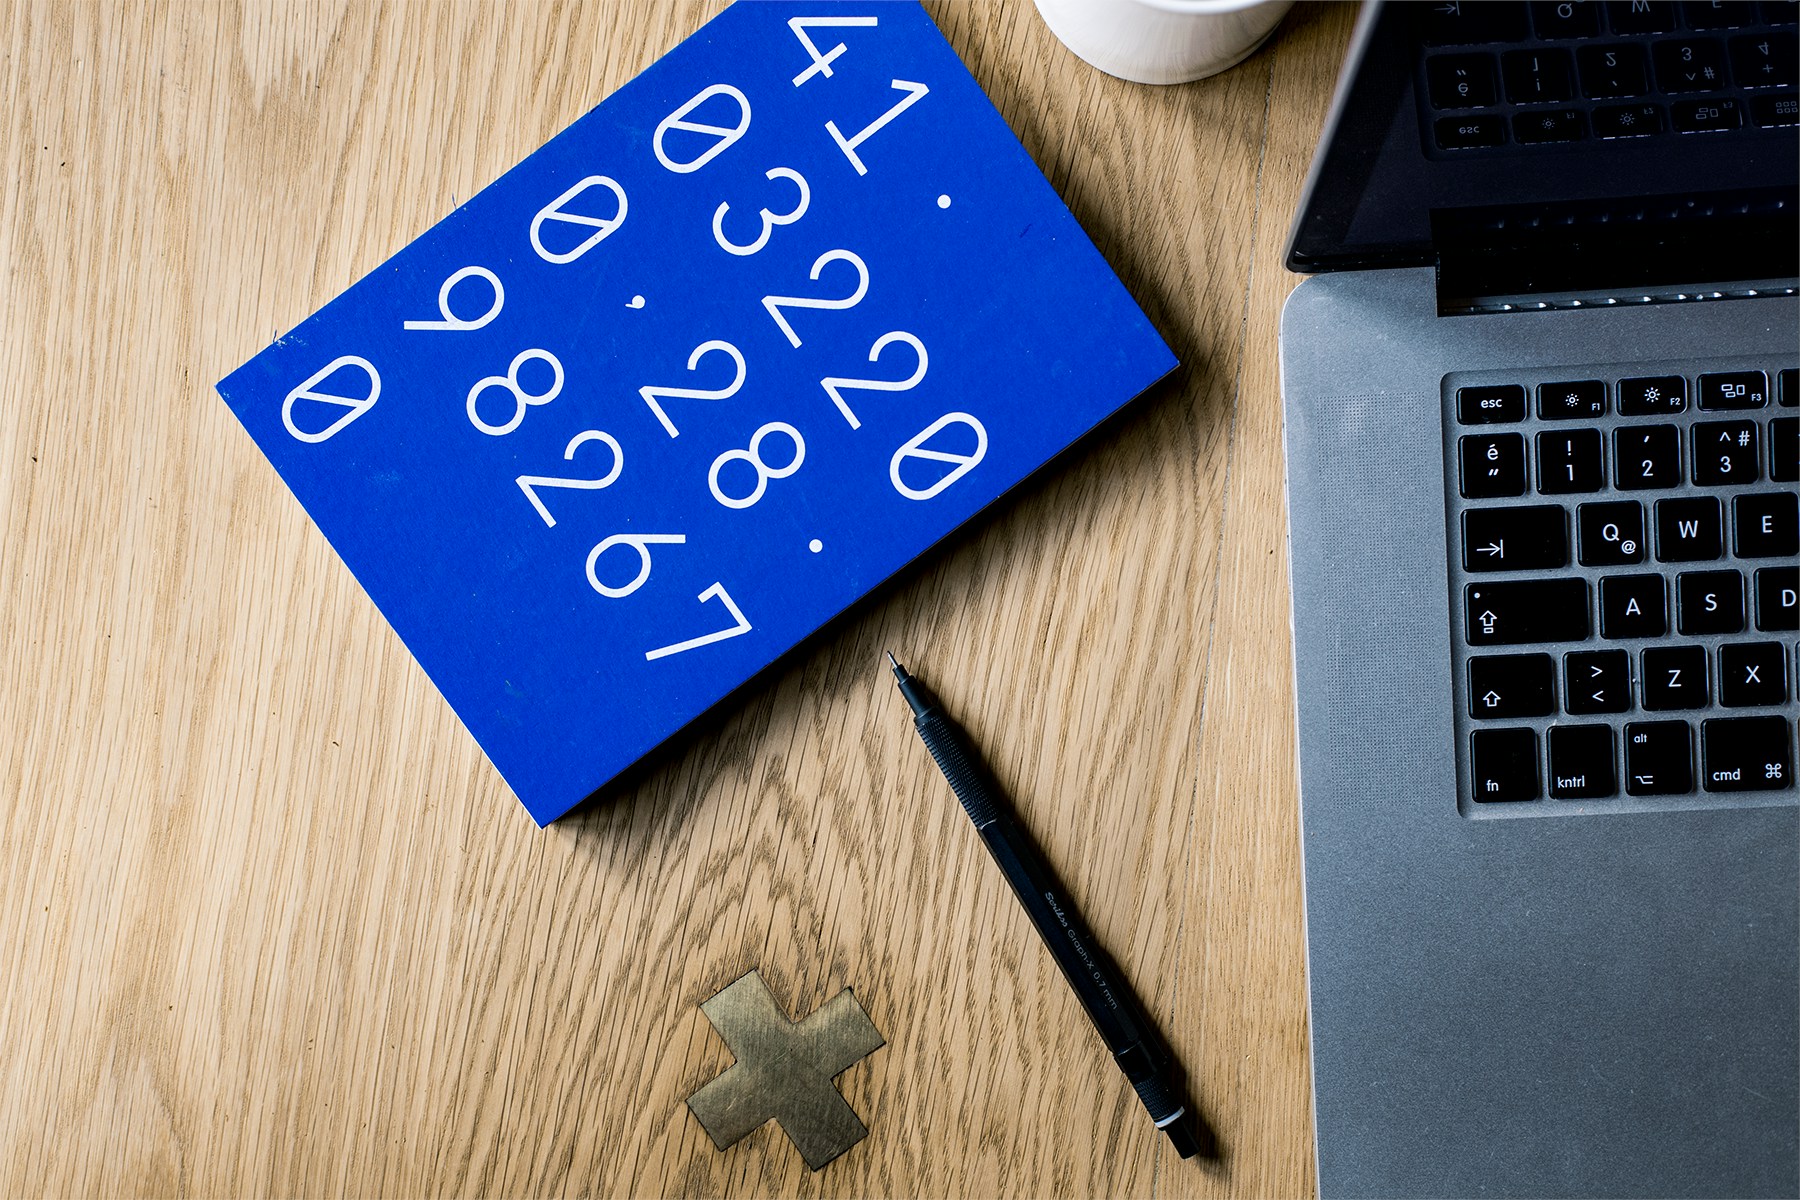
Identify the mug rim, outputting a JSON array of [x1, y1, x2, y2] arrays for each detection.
[[1129, 0, 1279, 13]]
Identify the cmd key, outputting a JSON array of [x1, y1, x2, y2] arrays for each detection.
[[1701, 716, 1795, 791], [1466, 579, 1590, 645]]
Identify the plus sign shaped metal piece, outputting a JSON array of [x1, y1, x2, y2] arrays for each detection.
[[686, 970, 885, 1170]]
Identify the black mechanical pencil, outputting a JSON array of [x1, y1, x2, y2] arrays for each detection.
[[886, 652, 1207, 1159]]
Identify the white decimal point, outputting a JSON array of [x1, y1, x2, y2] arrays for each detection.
[[530, 176, 628, 265], [808, 538, 823, 553], [827, 79, 929, 176], [467, 348, 563, 437], [516, 429, 624, 527], [762, 249, 869, 348], [586, 533, 686, 600], [644, 582, 752, 661], [653, 84, 751, 174], [937, 194, 951, 209], [282, 355, 380, 444], [788, 15, 879, 86], [890, 411, 987, 501], [712, 167, 810, 257], [639, 339, 747, 438], [821, 330, 927, 430], [709, 421, 805, 509], [404, 265, 504, 331]]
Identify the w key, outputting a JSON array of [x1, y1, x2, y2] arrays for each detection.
[[1463, 506, 1568, 572]]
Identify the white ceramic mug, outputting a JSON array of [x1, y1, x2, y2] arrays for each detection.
[[1032, 0, 1296, 85]]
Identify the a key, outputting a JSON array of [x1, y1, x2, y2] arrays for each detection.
[[1460, 432, 1528, 498], [1770, 416, 1797, 481], [1752, 92, 1800, 125], [1729, 31, 1799, 87], [1683, 1, 1757, 28], [1436, 114, 1508, 149], [1655, 496, 1722, 561], [1734, 492, 1798, 557], [1504, 47, 1577, 102], [1600, 573, 1668, 638], [1548, 724, 1617, 799], [1653, 37, 1732, 92], [1469, 653, 1557, 718], [1578, 500, 1646, 565], [1698, 370, 1769, 410], [1532, 0, 1602, 37], [1471, 728, 1540, 802], [1671, 96, 1745, 132], [1701, 715, 1795, 791], [1618, 376, 1686, 415], [1625, 720, 1694, 794], [1754, 566, 1798, 631], [1781, 368, 1797, 406], [1537, 428, 1605, 493], [1719, 641, 1789, 706], [1424, 1, 1530, 45], [1458, 383, 1525, 424], [1538, 379, 1607, 419], [1691, 420, 1759, 485], [1593, 101, 1668, 136], [1466, 579, 1591, 645], [1577, 44, 1649, 97], [1462, 505, 1568, 571], [1428, 54, 1501, 107], [1514, 109, 1587, 143], [1606, 1, 1678, 34], [1616, 424, 1683, 488], [1565, 649, 1632, 714], [1642, 644, 1709, 709], [1676, 569, 1745, 634]]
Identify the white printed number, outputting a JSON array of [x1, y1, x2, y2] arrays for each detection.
[[762, 249, 869, 347], [709, 421, 805, 509], [404, 266, 504, 331], [654, 84, 752, 174], [282, 355, 380, 444], [828, 80, 928, 176], [712, 167, 810, 257], [639, 340, 747, 438], [467, 349, 564, 436], [822, 331, 927, 430], [516, 430, 624, 527], [530, 176, 628, 265], [645, 583, 752, 661], [891, 412, 987, 501], [788, 15, 879, 86], [586, 533, 686, 599]]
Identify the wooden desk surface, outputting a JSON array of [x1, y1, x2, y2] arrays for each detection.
[[1, 3, 1355, 1194]]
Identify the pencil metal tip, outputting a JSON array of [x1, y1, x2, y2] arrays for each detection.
[[885, 650, 899, 669]]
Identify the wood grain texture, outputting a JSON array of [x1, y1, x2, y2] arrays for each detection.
[[0, 2, 1356, 1195]]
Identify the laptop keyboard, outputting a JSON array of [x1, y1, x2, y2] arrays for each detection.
[[1416, 1, 1797, 151], [1446, 356, 1798, 814]]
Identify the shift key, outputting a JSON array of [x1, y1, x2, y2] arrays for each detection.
[[1466, 579, 1591, 645]]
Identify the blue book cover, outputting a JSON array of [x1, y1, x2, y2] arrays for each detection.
[[217, 1, 1176, 824]]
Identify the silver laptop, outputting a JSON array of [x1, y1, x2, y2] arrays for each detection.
[[1278, 3, 1798, 1195]]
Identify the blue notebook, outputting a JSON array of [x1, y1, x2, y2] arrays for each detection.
[[218, 1, 1175, 824]]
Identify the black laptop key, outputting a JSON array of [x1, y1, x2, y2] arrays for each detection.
[[1577, 43, 1649, 96], [1470, 728, 1540, 802], [1539, 379, 1607, 419], [1625, 720, 1695, 794], [1460, 432, 1528, 497], [1459, 384, 1526, 424], [1470, 653, 1558, 718], [1735, 492, 1798, 557], [1751, 92, 1800, 124], [1579, 500, 1646, 565], [1616, 424, 1683, 488], [1768, 2, 1799, 26], [1781, 368, 1798, 407], [1655, 496, 1722, 560], [1697, 369, 1768, 409], [1691, 420, 1760, 484], [1608, 0, 1680, 33], [1436, 114, 1509, 148], [1593, 101, 1668, 135], [1719, 641, 1789, 706], [1548, 724, 1617, 798], [1504, 48, 1578, 102], [1769, 416, 1797, 480], [1601, 573, 1668, 637], [1533, 0, 1603, 36], [1514, 109, 1588, 142], [1463, 505, 1569, 571], [1467, 579, 1591, 644], [1682, 0, 1758, 28], [1701, 715, 1795, 791], [1754, 566, 1798, 630], [1642, 644, 1710, 708], [1618, 375, 1686, 415], [1429, 54, 1501, 107], [1730, 31, 1799, 85], [1671, 96, 1746, 131], [1538, 428, 1605, 493], [1654, 37, 1732, 92], [1676, 569, 1745, 633], [1566, 649, 1632, 713], [1425, 2, 1530, 45]]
